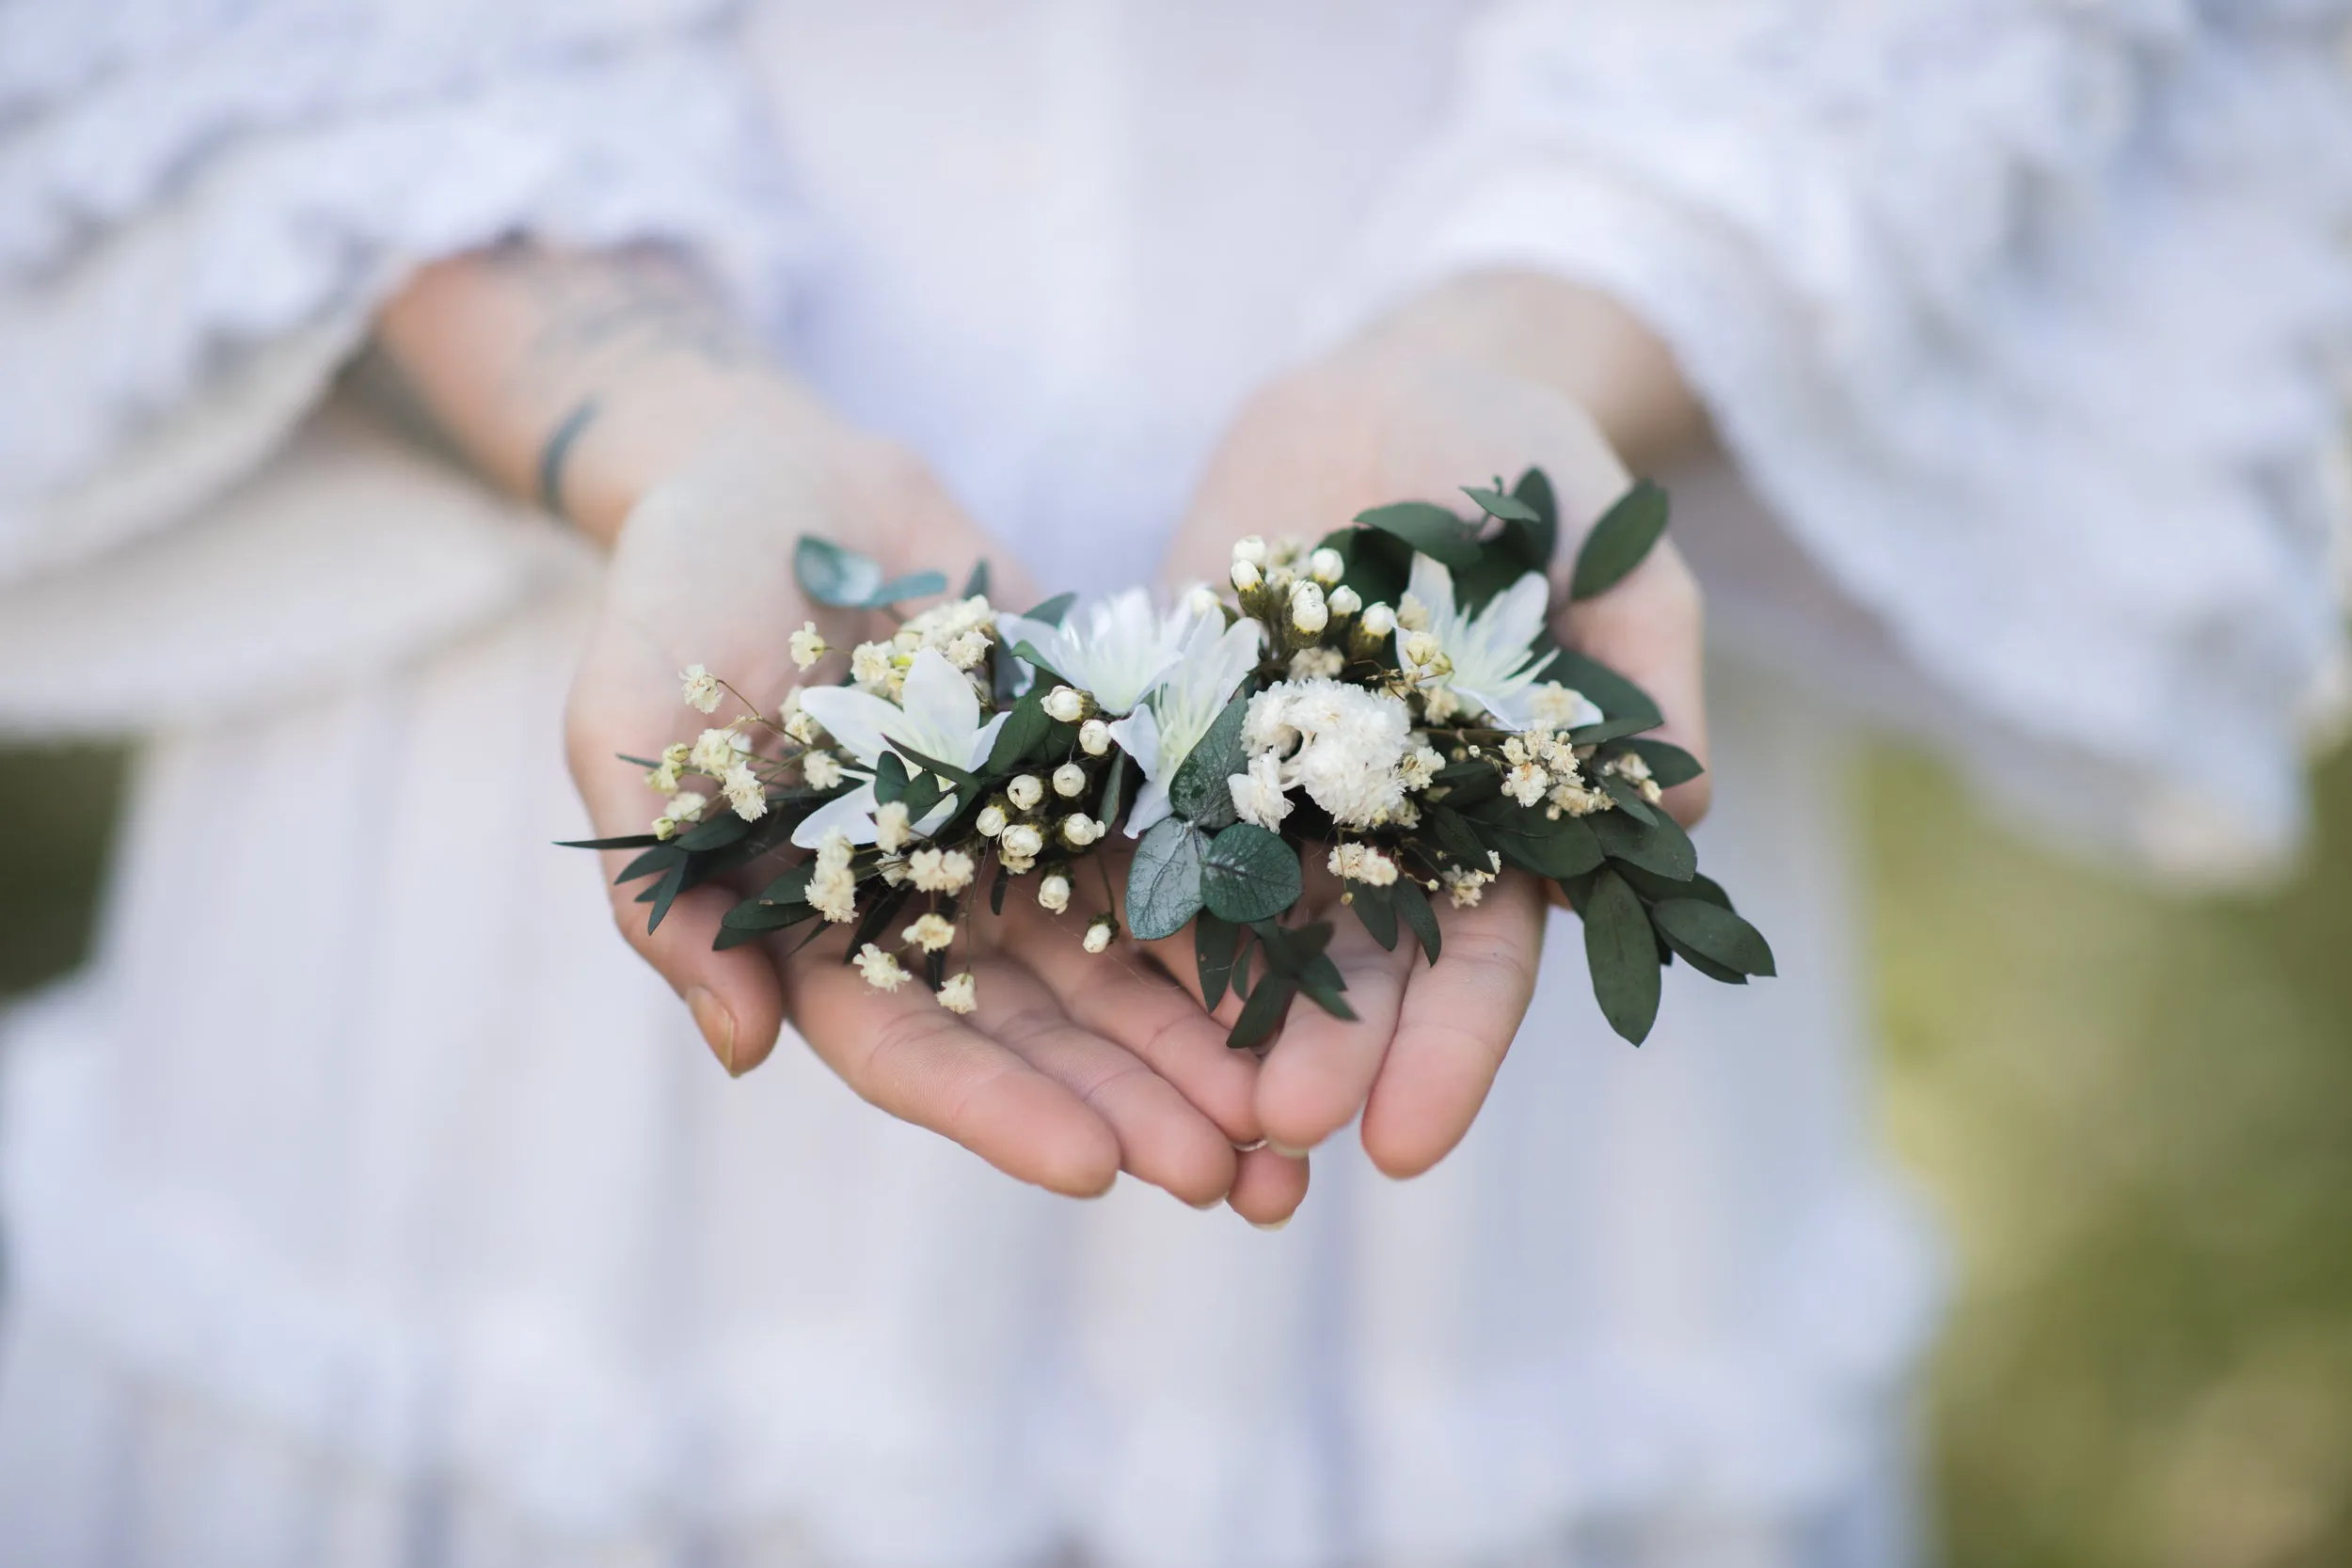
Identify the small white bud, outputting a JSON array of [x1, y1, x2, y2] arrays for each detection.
[[1000, 823, 1045, 861], [679, 664, 723, 714], [1403, 630, 1443, 670], [1042, 686, 1088, 723], [1038, 873, 1072, 913], [977, 802, 1009, 837], [1232, 536, 1269, 567], [1289, 581, 1328, 635], [788, 621, 830, 671], [1059, 813, 1104, 847], [1052, 762, 1088, 798], [1360, 603, 1398, 638], [1008, 774, 1044, 811], [1328, 584, 1361, 617], [1078, 719, 1112, 756], [1309, 546, 1344, 584], [1083, 914, 1117, 954], [937, 972, 978, 1014], [1395, 594, 1431, 632], [1184, 584, 1223, 618], [1231, 558, 1263, 593]]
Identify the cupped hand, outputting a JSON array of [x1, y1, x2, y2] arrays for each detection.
[[566, 418, 1289, 1214], [1155, 344, 1709, 1180]]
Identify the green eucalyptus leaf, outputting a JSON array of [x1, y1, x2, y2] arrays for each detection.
[[961, 559, 991, 598], [1651, 898, 1776, 977], [1126, 818, 1209, 942], [675, 813, 753, 852], [1654, 927, 1749, 985], [1393, 876, 1442, 963], [795, 535, 886, 607], [1349, 881, 1400, 951], [868, 570, 948, 607], [873, 752, 910, 804], [720, 898, 815, 933], [1461, 485, 1540, 523], [1476, 809, 1606, 879], [1591, 807, 1697, 881], [1569, 479, 1669, 601], [1353, 501, 1482, 568], [888, 742, 976, 789], [1620, 738, 1705, 788], [645, 857, 690, 934], [1566, 715, 1661, 747], [987, 688, 1052, 771], [1426, 805, 1492, 871], [1541, 650, 1662, 727], [614, 844, 682, 885], [759, 862, 816, 905], [558, 832, 665, 851], [1200, 822, 1303, 923], [1097, 753, 1128, 827], [1582, 868, 1662, 1044], [1169, 694, 1249, 829], [1195, 913, 1242, 1010], [1510, 467, 1560, 559], [898, 768, 947, 821], [842, 882, 914, 963], [1009, 641, 1071, 689], [989, 862, 1009, 916], [1022, 591, 1078, 626], [1597, 775, 1658, 825], [1226, 973, 1296, 1050]]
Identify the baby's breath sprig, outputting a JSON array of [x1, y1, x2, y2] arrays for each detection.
[[564, 468, 1769, 1047]]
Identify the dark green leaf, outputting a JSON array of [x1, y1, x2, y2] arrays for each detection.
[[1009, 641, 1070, 689], [1426, 805, 1492, 871], [721, 899, 815, 933], [713, 924, 771, 951], [1126, 818, 1209, 941], [1349, 882, 1399, 950], [898, 768, 947, 821], [760, 862, 816, 905], [887, 742, 976, 790], [1510, 467, 1560, 553], [646, 857, 689, 934], [1195, 914, 1241, 1010], [796, 535, 886, 607], [1251, 918, 1335, 974], [1620, 739, 1705, 788], [1461, 485, 1539, 523], [615, 844, 683, 885], [1226, 974, 1296, 1050], [1615, 864, 1733, 910], [1569, 479, 1669, 601], [1654, 926, 1749, 985], [842, 882, 914, 963], [1022, 591, 1077, 626], [557, 832, 662, 851], [1393, 876, 1442, 963], [1591, 807, 1697, 881], [1566, 715, 1661, 747], [1477, 810, 1606, 879], [1353, 501, 1482, 568], [873, 752, 910, 804], [961, 558, 990, 598], [1200, 823, 1303, 923], [1232, 932, 1254, 1000], [1433, 764, 1502, 810], [1540, 650, 1662, 726], [1581, 868, 1662, 1044], [1169, 695, 1249, 829], [989, 862, 1009, 916], [987, 688, 1052, 771], [1097, 753, 1127, 827], [675, 813, 752, 851], [1597, 775, 1658, 825], [869, 570, 948, 606], [1650, 898, 1776, 977]]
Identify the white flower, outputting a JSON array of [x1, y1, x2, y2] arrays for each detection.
[[1529, 681, 1604, 732], [1401, 553, 1565, 730], [1289, 581, 1328, 635], [994, 590, 1197, 718], [1401, 629, 1444, 673], [1442, 866, 1492, 908], [809, 863, 859, 923], [1052, 762, 1088, 798], [1309, 546, 1344, 584], [873, 800, 912, 852], [1042, 685, 1089, 723], [938, 971, 978, 1014], [850, 641, 897, 692], [1238, 678, 1412, 829], [723, 764, 768, 820], [1231, 558, 1263, 592], [977, 803, 1009, 837], [1083, 915, 1117, 954], [1328, 842, 1399, 886], [645, 760, 682, 794], [803, 752, 844, 790], [1289, 646, 1345, 680], [680, 664, 723, 713], [946, 629, 991, 671], [816, 829, 855, 873], [652, 814, 679, 840], [789, 622, 830, 670], [855, 943, 909, 991], [662, 741, 692, 768], [1400, 745, 1444, 791], [783, 708, 819, 745], [1110, 612, 1264, 836], [999, 823, 1045, 870], [1395, 595, 1431, 633], [1359, 603, 1398, 639], [1008, 774, 1044, 811], [1227, 750, 1293, 831], [1059, 813, 1104, 847], [1549, 782, 1613, 816], [907, 847, 977, 894], [1078, 719, 1112, 756], [1038, 873, 1072, 913], [691, 727, 748, 775], [1328, 584, 1361, 617], [668, 789, 708, 823], [904, 912, 957, 951], [1232, 536, 1268, 568], [1503, 762, 1550, 806], [791, 648, 1012, 849], [1184, 584, 1223, 619]]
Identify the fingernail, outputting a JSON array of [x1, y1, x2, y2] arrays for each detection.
[[1249, 1214, 1293, 1232], [687, 987, 739, 1076], [1186, 1195, 1223, 1212], [1267, 1140, 1311, 1160], [1232, 1138, 1268, 1153]]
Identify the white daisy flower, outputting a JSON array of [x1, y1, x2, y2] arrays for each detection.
[[790, 649, 1011, 849], [1110, 612, 1264, 837], [1402, 554, 1592, 731]]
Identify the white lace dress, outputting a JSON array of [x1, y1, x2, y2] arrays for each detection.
[[0, 3, 2344, 1565]]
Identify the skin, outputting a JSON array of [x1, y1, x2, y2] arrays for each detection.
[[371, 246, 1703, 1226]]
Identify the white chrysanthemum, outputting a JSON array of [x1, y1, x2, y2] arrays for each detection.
[[907, 847, 976, 894], [995, 590, 1197, 718], [680, 664, 723, 713], [1227, 750, 1293, 832], [855, 943, 909, 991], [789, 622, 830, 670], [1239, 678, 1412, 829], [803, 752, 844, 790], [1111, 612, 1264, 837], [1037, 873, 1072, 912], [790, 649, 1011, 849], [1289, 646, 1344, 681], [723, 764, 767, 820], [938, 972, 978, 1014], [904, 912, 957, 952]]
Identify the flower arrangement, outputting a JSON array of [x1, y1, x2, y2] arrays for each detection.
[[567, 470, 1772, 1046]]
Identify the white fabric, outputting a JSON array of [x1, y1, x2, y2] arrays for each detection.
[[0, 0, 2343, 1561]]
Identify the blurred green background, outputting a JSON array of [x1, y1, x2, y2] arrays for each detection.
[[4, 735, 2350, 1565]]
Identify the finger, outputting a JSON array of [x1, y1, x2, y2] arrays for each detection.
[[1556, 533, 1710, 826], [958, 955, 1241, 1206], [1253, 912, 1417, 1156], [1225, 1146, 1311, 1230], [1359, 872, 1545, 1179], [789, 951, 1126, 1196], [998, 896, 1264, 1147]]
